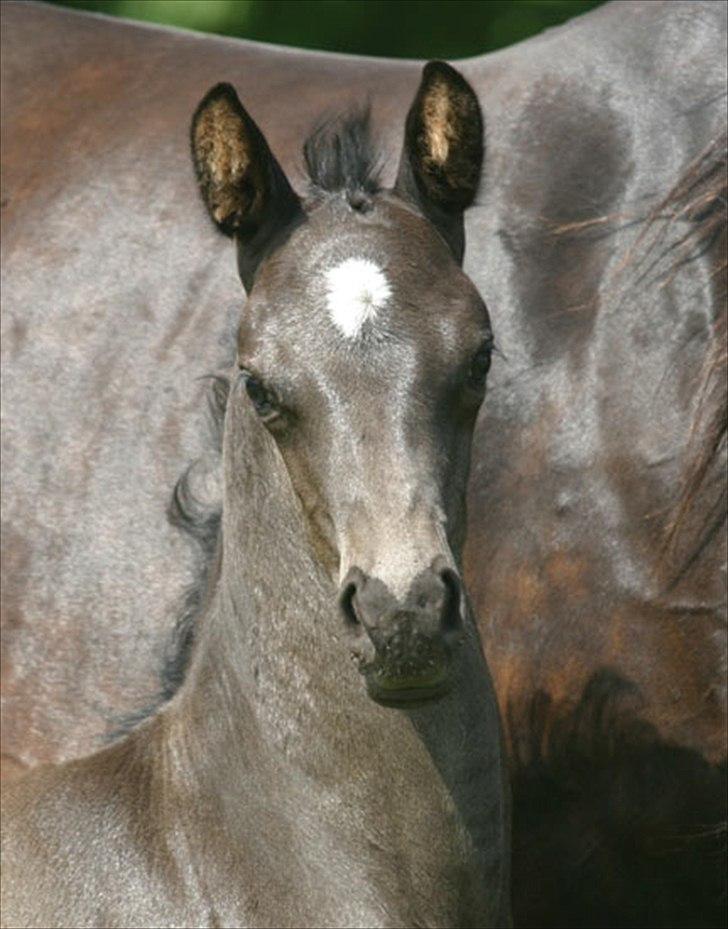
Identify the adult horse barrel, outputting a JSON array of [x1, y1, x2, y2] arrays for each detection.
[[1, 1, 726, 927]]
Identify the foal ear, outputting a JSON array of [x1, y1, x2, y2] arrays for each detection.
[[394, 61, 483, 263], [191, 83, 303, 291]]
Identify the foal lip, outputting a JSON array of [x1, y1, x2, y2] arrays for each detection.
[[364, 671, 453, 708]]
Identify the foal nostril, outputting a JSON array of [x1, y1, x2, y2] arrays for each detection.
[[339, 581, 360, 628], [439, 567, 462, 633]]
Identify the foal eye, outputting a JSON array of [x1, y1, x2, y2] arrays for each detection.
[[467, 338, 494, 390], [240, 370, 276, 419]]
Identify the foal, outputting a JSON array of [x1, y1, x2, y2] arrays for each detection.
[[1, 63, 510, 928]]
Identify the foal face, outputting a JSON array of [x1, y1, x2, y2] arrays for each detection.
[[191, 60, 487, 705], [238, 195, 492, 704]]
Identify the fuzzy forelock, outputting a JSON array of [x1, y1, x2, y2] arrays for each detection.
[[303, 107, 382, 196]]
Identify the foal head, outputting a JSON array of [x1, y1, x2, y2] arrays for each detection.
[[191, 63, 491, 707]]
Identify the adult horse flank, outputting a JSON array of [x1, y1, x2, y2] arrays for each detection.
[[1, 1, 726, 928]]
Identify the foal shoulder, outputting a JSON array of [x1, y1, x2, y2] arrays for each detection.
[[1, 738, 158, 929]]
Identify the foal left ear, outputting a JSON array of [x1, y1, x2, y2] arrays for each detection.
[[394, 61, 483, 263], [191, 82, 303, 291]]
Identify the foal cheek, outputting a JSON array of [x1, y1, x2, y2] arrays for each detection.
[[275, 441, 341, 576]]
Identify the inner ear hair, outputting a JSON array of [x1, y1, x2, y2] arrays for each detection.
[[416, 62, 483, 210], [395, 61, 484, 262], [191, 83, 303, 290], [191, 83, 267, 236]]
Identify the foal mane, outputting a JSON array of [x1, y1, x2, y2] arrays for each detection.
[[302, 107, 382, 205], [162, 373, 229, 699], [109, 374, 228, 736]]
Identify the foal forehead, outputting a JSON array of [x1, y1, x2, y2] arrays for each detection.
[[245, 196, 486, 355]]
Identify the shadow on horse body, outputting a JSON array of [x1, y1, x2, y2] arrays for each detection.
[[1, 59, 511, 928], [1, 1, 726, 926]]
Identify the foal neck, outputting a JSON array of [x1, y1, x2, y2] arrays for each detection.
[[161, 398, 509, 925]]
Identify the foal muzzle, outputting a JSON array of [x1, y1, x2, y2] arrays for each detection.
[[338, 558, 463, 706]]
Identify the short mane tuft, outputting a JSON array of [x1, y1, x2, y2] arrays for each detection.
[[303, 107, 381, 199]]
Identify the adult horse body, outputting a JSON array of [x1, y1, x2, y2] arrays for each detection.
[[1, 1, 726, 927]]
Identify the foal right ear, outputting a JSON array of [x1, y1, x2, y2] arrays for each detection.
[[191, 83, 303, 291]]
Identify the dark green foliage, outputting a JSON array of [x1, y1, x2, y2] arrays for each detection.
[[47, 0, 605, 58]]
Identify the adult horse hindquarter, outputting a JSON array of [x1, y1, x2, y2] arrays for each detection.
[[2, 1, 726, 926]]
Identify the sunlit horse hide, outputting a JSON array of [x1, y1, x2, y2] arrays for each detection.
[[2, 0, 726, 926]]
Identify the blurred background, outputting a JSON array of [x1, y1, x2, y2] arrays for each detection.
[[47, 0, 605, 59]]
